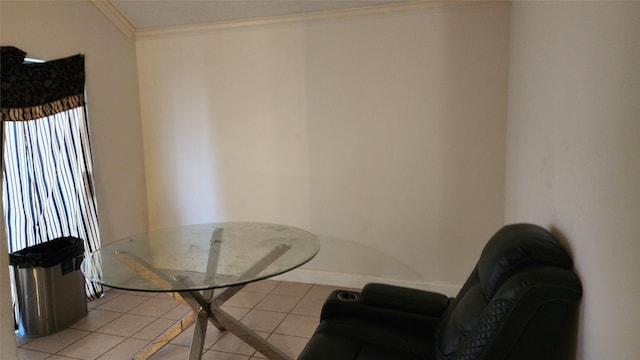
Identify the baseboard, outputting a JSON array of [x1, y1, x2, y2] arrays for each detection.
[[273, 268, 460, 297]]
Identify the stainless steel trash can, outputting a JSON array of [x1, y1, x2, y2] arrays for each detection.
[[9, 237, 88, 337]]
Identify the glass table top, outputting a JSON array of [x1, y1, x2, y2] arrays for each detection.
[[81, 222, 320, 292]]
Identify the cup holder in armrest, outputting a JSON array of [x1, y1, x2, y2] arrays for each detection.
[[336, 291, 359, 302]]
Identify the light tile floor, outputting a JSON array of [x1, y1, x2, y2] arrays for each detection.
[[16, 280, 346, 360]]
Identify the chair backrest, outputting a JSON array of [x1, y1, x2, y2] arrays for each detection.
[[433, 224, 582, 360]]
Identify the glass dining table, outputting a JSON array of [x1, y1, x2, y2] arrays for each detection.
[[81, 222, 320, 360]]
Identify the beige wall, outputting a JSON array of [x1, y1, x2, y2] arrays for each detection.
[[506, 2, 640, 359], [8, 0, 637, 358], [0, 1, 147, 354], [136, 2, 510, 292]]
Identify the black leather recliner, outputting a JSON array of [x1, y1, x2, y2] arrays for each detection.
[[298, 223, 583, 360]]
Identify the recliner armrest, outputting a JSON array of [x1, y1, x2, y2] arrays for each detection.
[[360, 283, 449, 317], [319, 284, 449, 334]]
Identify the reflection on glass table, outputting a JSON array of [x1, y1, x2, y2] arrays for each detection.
[[82, 222, 320, 360]]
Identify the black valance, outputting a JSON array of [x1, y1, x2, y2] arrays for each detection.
[[1, 46, 85, 121]]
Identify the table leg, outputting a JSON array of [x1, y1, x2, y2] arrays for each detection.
[[188, 307, 210, 360], [211, 306, 290, 360], [180, 287, 291, 360], [132, 310, 196, 360]]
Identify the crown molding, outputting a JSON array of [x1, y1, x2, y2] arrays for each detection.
[[135, 1, 469, 39], [91, 0, 503, 40], [91, 0, 135, 39]]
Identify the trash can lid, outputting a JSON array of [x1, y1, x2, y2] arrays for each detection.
[[9, 237, 84, 268]]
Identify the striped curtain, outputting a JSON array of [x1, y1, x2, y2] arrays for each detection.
[[1, 46, 102, 299]]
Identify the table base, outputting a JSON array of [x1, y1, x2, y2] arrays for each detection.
[[132, 285, 291, 360], [111, 235, 296, 359]]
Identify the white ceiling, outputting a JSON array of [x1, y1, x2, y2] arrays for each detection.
[[108, 0, 410, 30]]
